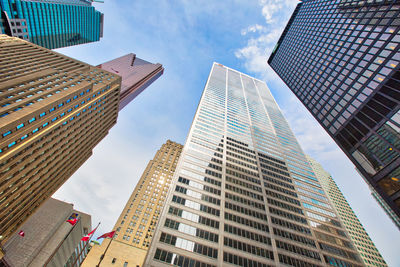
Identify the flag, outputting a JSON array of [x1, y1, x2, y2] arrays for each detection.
[[18, 230, 25, 237], [67, 218, 78, 226], [81, 225, 98, 242], [97, 231, 115, 240]]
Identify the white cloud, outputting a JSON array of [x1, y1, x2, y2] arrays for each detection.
[[241, 24, 266, 35]]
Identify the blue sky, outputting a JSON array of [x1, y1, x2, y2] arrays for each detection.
[[54, 0, 400, 265]]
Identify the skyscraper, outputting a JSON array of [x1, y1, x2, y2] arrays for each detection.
[[82, 140, 182, 267], [2, 198, 91, 267], [307, 156, 387, 267], [0, 35, 162, 248], [145, 63, 363, 266], [0, 0, 103, 49], [268, 0, 400, 219], [98, 54, 164, 110]]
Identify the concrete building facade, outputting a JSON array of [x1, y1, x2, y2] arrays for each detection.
[[0, 35, 163, 249], [1, 197, 91, 267], [82, 140, 182, 267], [0, 35, 120, 246]]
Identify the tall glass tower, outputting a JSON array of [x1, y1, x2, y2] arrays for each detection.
[[0, 0, 103, 49], [307, 156, 387, 267], [268, 0, 400, 221], [144, 63, 364, 266]]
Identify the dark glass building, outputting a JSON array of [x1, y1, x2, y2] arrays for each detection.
[[0, 0, 103, 49], [268, 0, 400, 220]]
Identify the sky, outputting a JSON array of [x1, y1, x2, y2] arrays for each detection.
[[54, 0, 400, 265]]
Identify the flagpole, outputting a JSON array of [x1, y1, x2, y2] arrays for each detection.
[[43, 217, 81, 266], [96, 236, 113, 267], [71, 221, 100, 267]]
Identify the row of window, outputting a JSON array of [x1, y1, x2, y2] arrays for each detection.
[[300, 195, 331, 209], [314, 230, 353, 249], [226, 169, 261, 185], [164, 218, 218, 243], [263, 169, 292, 184], [267, 198, 304, 215], [178, 177, 221, 195], [265, 189, 300, 206], [227, 156, 258, 171], [226, 162, 259, 178], [319, 242, 358, 261], [1, 91, 108, 153], [258, 157, 288, 171], [226, 182, 264, 200], [175, 185, 220, 206], [263, 175, 295, 191], [296, 186, 327, 201], [276, 240, 321, 261], [168, 206, 220, 229], [273, 227, 316, 248], [278, 253, 321, 267], [159, 232, 218, 259], [226, 175, 262, 193], [225, 201, 268, 221], [224, 212, 269, 232], [271, 216, 311, 235], [224, 223, 271, 245], [269, 207, 308, 224], [223, 237, 274, 260], [180, 169, 221, 187], [225, 192, 265, 210], [260, 163, 290, 177], [172, 195, 220, 217], [303, 202, 336, 217], [226, 144, 256, 160], [154, 248, 216, 267], [226, 150, 257, 165]]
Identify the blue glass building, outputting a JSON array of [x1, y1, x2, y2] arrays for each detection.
[[0, 0, 103, 49]]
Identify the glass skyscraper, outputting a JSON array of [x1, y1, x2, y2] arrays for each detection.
[[0, 0, 103, 49], [307, 156, 387, 267], [268, 0, 400, 221], [144, 63, 363, 266]]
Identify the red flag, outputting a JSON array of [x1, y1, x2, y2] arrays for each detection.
[[67, 218, 78, 226], [97, 231, 115, 240], [81, 225, 98, 242], [18, 230, 25, 237]]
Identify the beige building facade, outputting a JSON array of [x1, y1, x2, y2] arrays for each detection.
[[307, 156, 387, 267], [0, 35, 121, 247], [82, 140, 182, 267]]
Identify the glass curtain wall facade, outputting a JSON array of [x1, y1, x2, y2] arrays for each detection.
[[268, 0, 400, 220], [307, 156, 387, 267], [144, 63, 363, 267], [0, 0, 103, 49]]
